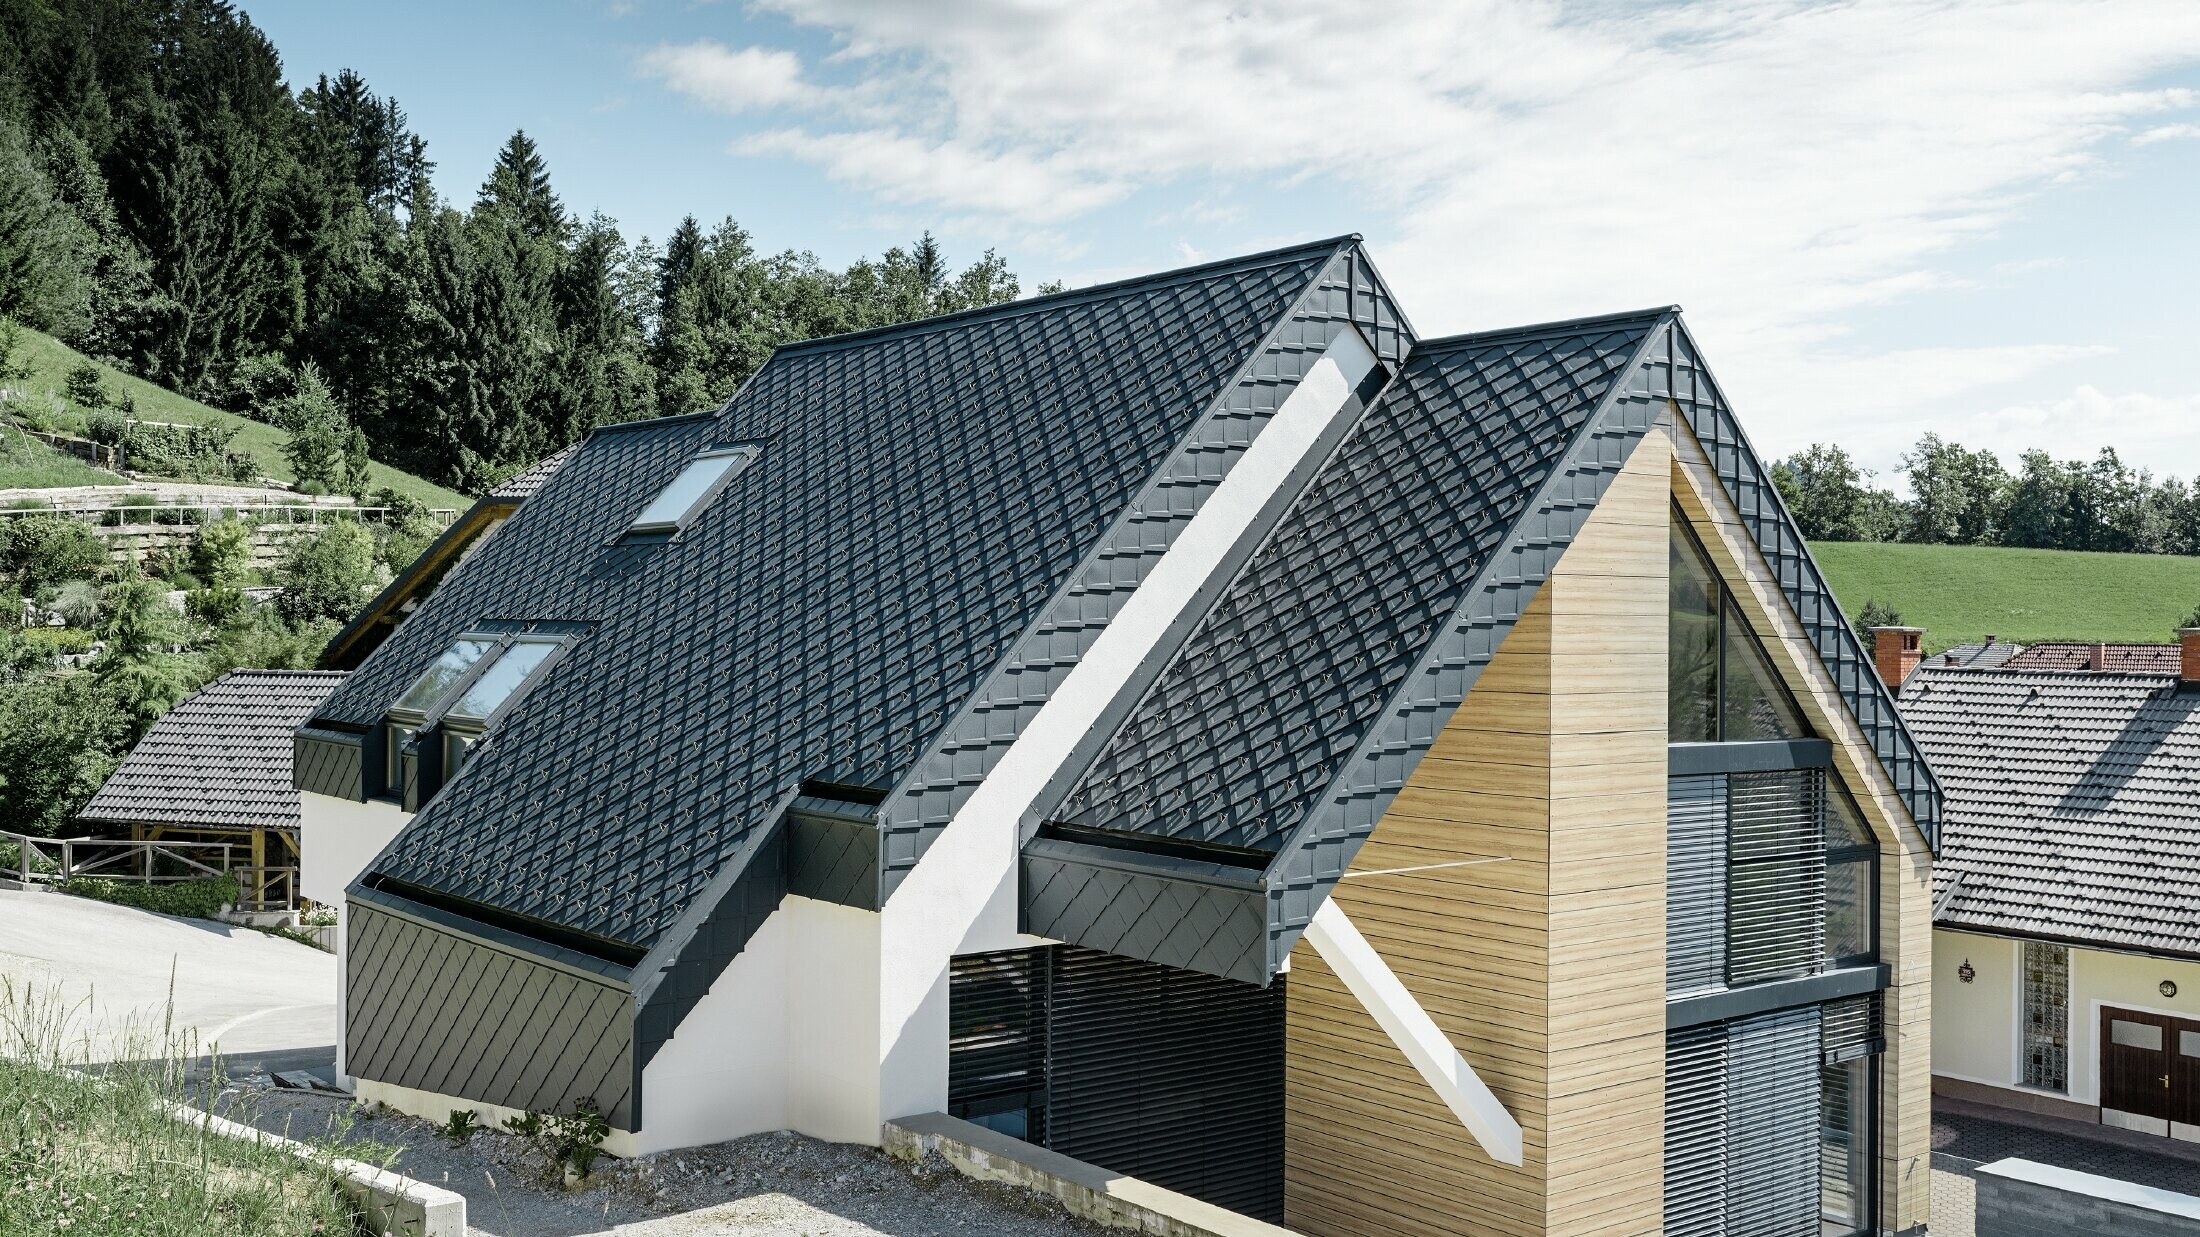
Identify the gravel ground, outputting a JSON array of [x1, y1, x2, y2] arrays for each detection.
[[200, 1076, 1110, 1236]]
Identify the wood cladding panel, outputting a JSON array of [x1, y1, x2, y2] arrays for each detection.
[[1284, 429, 1671, 1237]]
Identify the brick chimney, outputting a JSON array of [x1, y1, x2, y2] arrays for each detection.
[[2088, 642, 2107, 672], [2181, 628, 2200, 686], [1870, 626, 1923, 690]]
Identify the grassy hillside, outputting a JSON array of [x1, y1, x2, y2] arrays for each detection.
[[1812, 541, 2200, 651], [7, 327, 470, 509], [0, 428, 116, 489]]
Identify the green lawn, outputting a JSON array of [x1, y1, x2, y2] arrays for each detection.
[[0, 427, 117, 489], [1811, 541, 2200, 652], [8, 327, 470, 510]]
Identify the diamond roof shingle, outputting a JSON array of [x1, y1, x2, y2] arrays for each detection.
[[319, 240, 1346, 950], [1901, 665, 2200, 957], [80, 669, 346, 829]]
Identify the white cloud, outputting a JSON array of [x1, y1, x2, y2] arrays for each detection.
[[642, 1, 2200, 470], [2135, 122, 2200, 144], [637, 40, 815, 113]]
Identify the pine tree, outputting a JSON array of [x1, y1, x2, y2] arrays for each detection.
[[476, 130, 567, 242]]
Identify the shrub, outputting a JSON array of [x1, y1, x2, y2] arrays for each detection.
[[438, 1108, 482, 1144], [0, 315, 28, 384], [191, 516, 254, 588], [60, 873, 239, 919], [64, 359, 108, 409], [44, 578, 99, 626], [84, 408, 127, 445], [0, 673, 124, 835], [20, 626, 93, 655], [1857, 598, 1904, 629], [4, 514, 105, 587], [275, 520, 379, 624]]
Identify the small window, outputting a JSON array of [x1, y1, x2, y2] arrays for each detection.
[[445, 638, 560, 724], [627, 446, 757, 535], [2112, 1019, 2164, 1051], [395, 638, 496, 713]]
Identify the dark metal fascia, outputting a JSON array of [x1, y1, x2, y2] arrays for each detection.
[[1667, 739, 1833, 776], [1023, 835, 1270, 893], [1256, 310, 1683, 978], [347, 880, 637, 985], [1664, 963, 1889, 1029]]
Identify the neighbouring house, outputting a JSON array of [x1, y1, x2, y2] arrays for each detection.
[[319, 444, 578, 671], [1894, 627, 2200, 1144], [76, 668, 347, 910], [295, 237, 1938, 1236]]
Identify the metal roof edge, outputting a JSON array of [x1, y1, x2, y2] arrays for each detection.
[[1410, 305, 1680, 352], [764, 235, 1363, 362], [347, 880, 637, 985], [320, 495, 516, 670], [1255, 311, 1679, 974]]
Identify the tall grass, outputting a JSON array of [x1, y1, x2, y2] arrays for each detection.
[[0, 977, 367, 1235], [0, 428, 114, 491]]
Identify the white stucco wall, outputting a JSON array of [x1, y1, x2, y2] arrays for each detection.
[[299, 790, 410, 907], [873, 329, 1381, 1125], [1936, 929, 2200, 1110], [633, 896, 881, 1154], [1935, 930, 2018, 1087]]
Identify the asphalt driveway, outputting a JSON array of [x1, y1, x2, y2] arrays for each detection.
[[0, 887, 335, 1073]]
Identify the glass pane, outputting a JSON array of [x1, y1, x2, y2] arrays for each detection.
[[1825, 857, 1874, 963], [394, 638, 495, 711], [385, 723, 416, 794], [1721, 599, 1808, 741], [2112, 1019, 2164, 1051], [2182, 1031, 2200, 1058], [1819, 1058, 1868, 1230], [629, 453, 741, 531], [446, 639, 558, 722], [1669, 525, 1719, 741], [1826, 785, 1872, 849]]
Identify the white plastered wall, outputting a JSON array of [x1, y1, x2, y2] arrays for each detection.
[[1934, 930, 2200, 1112], [875, 329, 1380, 1125], [633, 895, 882, 1153], [299, 789, 410, 1083]]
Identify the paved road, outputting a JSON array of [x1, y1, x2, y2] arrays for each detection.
[[1932, 1096, 2200, 1237], [0, 888, 335, 1073]]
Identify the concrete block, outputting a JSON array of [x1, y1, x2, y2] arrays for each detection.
[[1976, 1157, 2200, 1237]]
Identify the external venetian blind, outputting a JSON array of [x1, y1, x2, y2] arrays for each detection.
[[1663, 1023, 1728, 1237], [1726, 769, 1827, 986], [1667, 774, 1728, 997], [1725, 1005, 1824, 1237], [946, 945, 1286, 1222]]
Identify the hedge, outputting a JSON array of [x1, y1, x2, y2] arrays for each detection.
[[60, 873, 239, 919]]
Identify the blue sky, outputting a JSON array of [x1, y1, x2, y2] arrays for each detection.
[[245, 0, 2200, 486]]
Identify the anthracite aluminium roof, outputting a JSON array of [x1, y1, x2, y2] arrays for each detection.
[[315, 237, 1369, 953], [1053, 313, 1665, 854], [1903, 665, 2200, 958], [80, 669, 346, 829]]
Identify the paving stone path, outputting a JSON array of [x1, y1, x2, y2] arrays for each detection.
[[1931, 1096, 2200, 1236]]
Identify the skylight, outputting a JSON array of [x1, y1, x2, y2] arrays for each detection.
[[446, 638, 560, 724], [394, 638, 496, 714], [627, 445, 759, 535]]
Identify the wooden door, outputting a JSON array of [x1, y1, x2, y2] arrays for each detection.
[[2174, 1018, 2200, 1132], [2100, 1008, 2174, 1122]]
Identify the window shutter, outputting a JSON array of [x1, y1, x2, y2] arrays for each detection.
[[1663, 1022, 1729, 1237], [1724, 1005, 1824, 1237], [1667, 774, 1728, 997], [1726, 769, 1826, 985]]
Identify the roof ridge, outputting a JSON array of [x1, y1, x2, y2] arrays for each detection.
[[765, 235, 1361, 361], [1410, 306, 1679, 352]]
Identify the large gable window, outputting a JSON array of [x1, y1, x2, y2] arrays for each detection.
[[1669, 516, 1806, 743], [626, 444, 760, 536]]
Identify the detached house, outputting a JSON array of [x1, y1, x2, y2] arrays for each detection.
[[1901, 629, 2200, 1143], [297, 237, 1938, 1236]]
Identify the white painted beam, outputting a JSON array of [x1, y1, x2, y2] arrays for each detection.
[[1303, 898, 1525, 1166]]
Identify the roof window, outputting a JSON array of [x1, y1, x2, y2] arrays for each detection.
[[394, 637, 496, 714], [627, 444, 760, 535], [446, 637, 560, 725]]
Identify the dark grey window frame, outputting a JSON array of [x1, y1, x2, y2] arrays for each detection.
[[1671, 511, 1809, 745], [378, 627, 580, 807], [618, 442, 763, 542]]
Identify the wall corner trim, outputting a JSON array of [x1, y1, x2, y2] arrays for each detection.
[[1301, 899, 1524, 1166]]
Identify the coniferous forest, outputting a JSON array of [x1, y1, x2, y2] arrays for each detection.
[[0, 0, 1034, 495]]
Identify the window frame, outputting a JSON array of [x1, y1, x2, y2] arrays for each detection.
[[1670, 511, 1810, 744], [621, 443, 762, 539], [377, 627, 578, 803]]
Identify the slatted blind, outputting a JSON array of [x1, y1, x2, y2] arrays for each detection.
[[1725, 1005, 1824, 1237], [1664, 1022, 1729, 1237], [947, 945, 1286, 1222], [1726, 769, 1827, 985], [1821, 992, 1883, 1065], [1667, 774, 1728, 997]]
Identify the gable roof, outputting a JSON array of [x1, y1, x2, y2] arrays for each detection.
[[2002, 642, 2181, 674], [315, 237, 1388, 958], [1902, 664, 2200, 958], [80, 669, 346, 830], [1914, 639, 2026, 678]]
